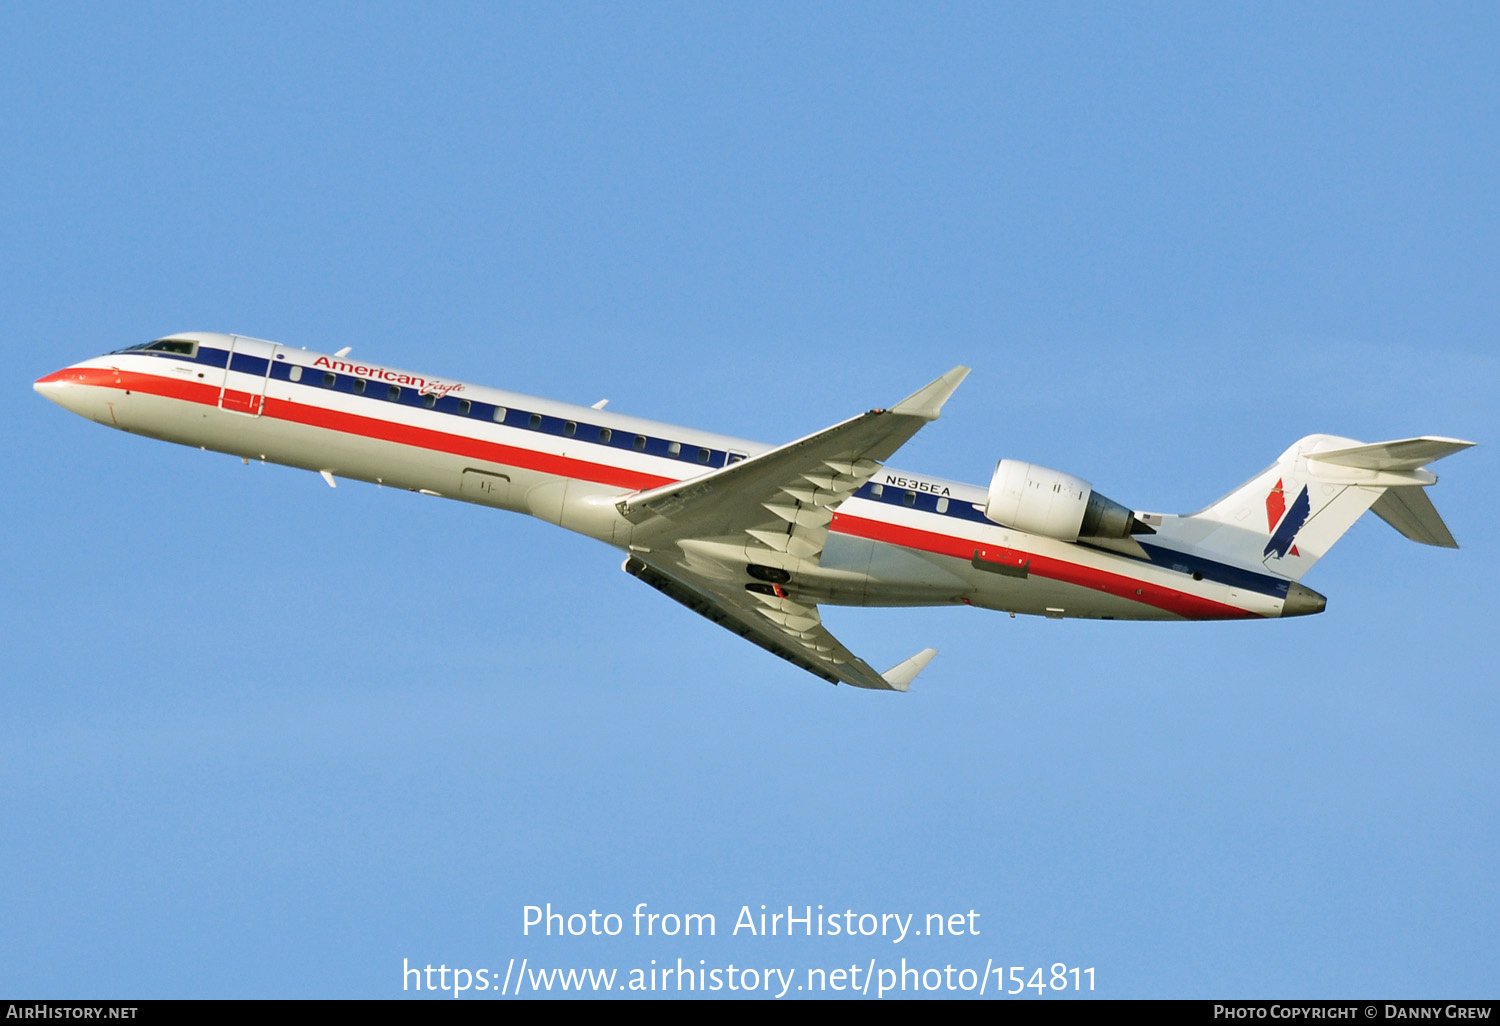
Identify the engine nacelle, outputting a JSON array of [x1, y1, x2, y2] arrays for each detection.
[[983, 459, 1140, 541]]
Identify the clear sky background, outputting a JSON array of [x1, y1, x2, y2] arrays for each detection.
[[3, 2, 1496, 999]]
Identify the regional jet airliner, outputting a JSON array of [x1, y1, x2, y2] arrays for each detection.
[[34, 333, 1472, 690]]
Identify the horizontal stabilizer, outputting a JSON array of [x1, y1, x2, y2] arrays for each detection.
[[881, 648, 938, 692], [1372, 487, 1459, 548], [1310, 436, 1474, 471]]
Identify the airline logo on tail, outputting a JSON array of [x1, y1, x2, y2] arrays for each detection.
[[1264, 479, 1310, 559]]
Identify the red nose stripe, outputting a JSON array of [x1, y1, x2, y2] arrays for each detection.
[[35, 368, 88, 385]]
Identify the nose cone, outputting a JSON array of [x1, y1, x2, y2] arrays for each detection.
[[1282, 582, 1327, 617], [34, 365, 110, 421], [34, 367, 74, 406]]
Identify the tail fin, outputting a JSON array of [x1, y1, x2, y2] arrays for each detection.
[[1166, 434, 1473, 580]]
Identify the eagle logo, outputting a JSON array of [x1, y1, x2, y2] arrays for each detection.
[[1264, 478, 1310, 559]]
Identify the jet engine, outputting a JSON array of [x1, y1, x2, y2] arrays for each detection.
[[982, 459, 1148, 541]]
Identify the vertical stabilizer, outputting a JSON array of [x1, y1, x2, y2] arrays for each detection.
[[1159, 435, 1472, 581]]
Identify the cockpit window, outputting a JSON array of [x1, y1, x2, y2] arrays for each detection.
[[143, 338, 198, 356], [110, 338, 198, 356]]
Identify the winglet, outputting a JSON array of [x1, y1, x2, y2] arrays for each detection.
[[890, 366, 971, 420], [881, 647, 938, 692]]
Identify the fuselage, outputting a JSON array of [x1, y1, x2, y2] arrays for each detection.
[[34, 332, 1306, 621]]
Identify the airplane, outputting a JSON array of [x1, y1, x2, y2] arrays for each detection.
[[34, 332, 1473, 692]]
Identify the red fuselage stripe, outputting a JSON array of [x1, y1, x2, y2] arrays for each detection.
[[830, 512, 1257, 619], [60, 365, 1259, 619]]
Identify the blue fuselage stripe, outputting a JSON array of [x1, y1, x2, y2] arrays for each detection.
[[132, 344, 1290, 599]]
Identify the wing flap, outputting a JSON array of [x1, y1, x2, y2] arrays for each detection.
[[622, 556, 845, 686], [622, 556, 936, 691]]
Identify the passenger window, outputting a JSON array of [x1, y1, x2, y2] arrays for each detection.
[[458, 399, 472, 416], [903, 490, 917, 506], [353, 379, 366, 394], [936, 496, 949, 513], [634, 435, 647, 450], [289, 366, 302, 382], [870, 484, 884, 499], [322, 372, 336, 387], [667, 441, 681, 457], [697, 447, 711, 463], [422, 393, 437, 408], [564, 421, 577, 437], [387, 385, 401, 401], [528, 413, 542, 429], [492, 406, 507, 423], [599, 428, 612, 444]]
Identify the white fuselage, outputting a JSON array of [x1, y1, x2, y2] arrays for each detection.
[[35, 332, 1301, 622]]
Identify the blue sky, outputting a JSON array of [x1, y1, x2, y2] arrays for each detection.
[[3, 2, 1496, 999]]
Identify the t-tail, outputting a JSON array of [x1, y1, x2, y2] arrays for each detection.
[[1151, 434, 1473, 601]]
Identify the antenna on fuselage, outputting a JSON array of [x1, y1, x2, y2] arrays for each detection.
[[334, 346, 352, 358]]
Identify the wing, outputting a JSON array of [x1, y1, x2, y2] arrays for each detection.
[[619, 365, 969, 550], [617, 366, 968, 690], [623, 555, 936, 691]]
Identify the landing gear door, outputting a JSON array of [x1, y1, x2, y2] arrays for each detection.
[[219, 335, 277, 416]]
